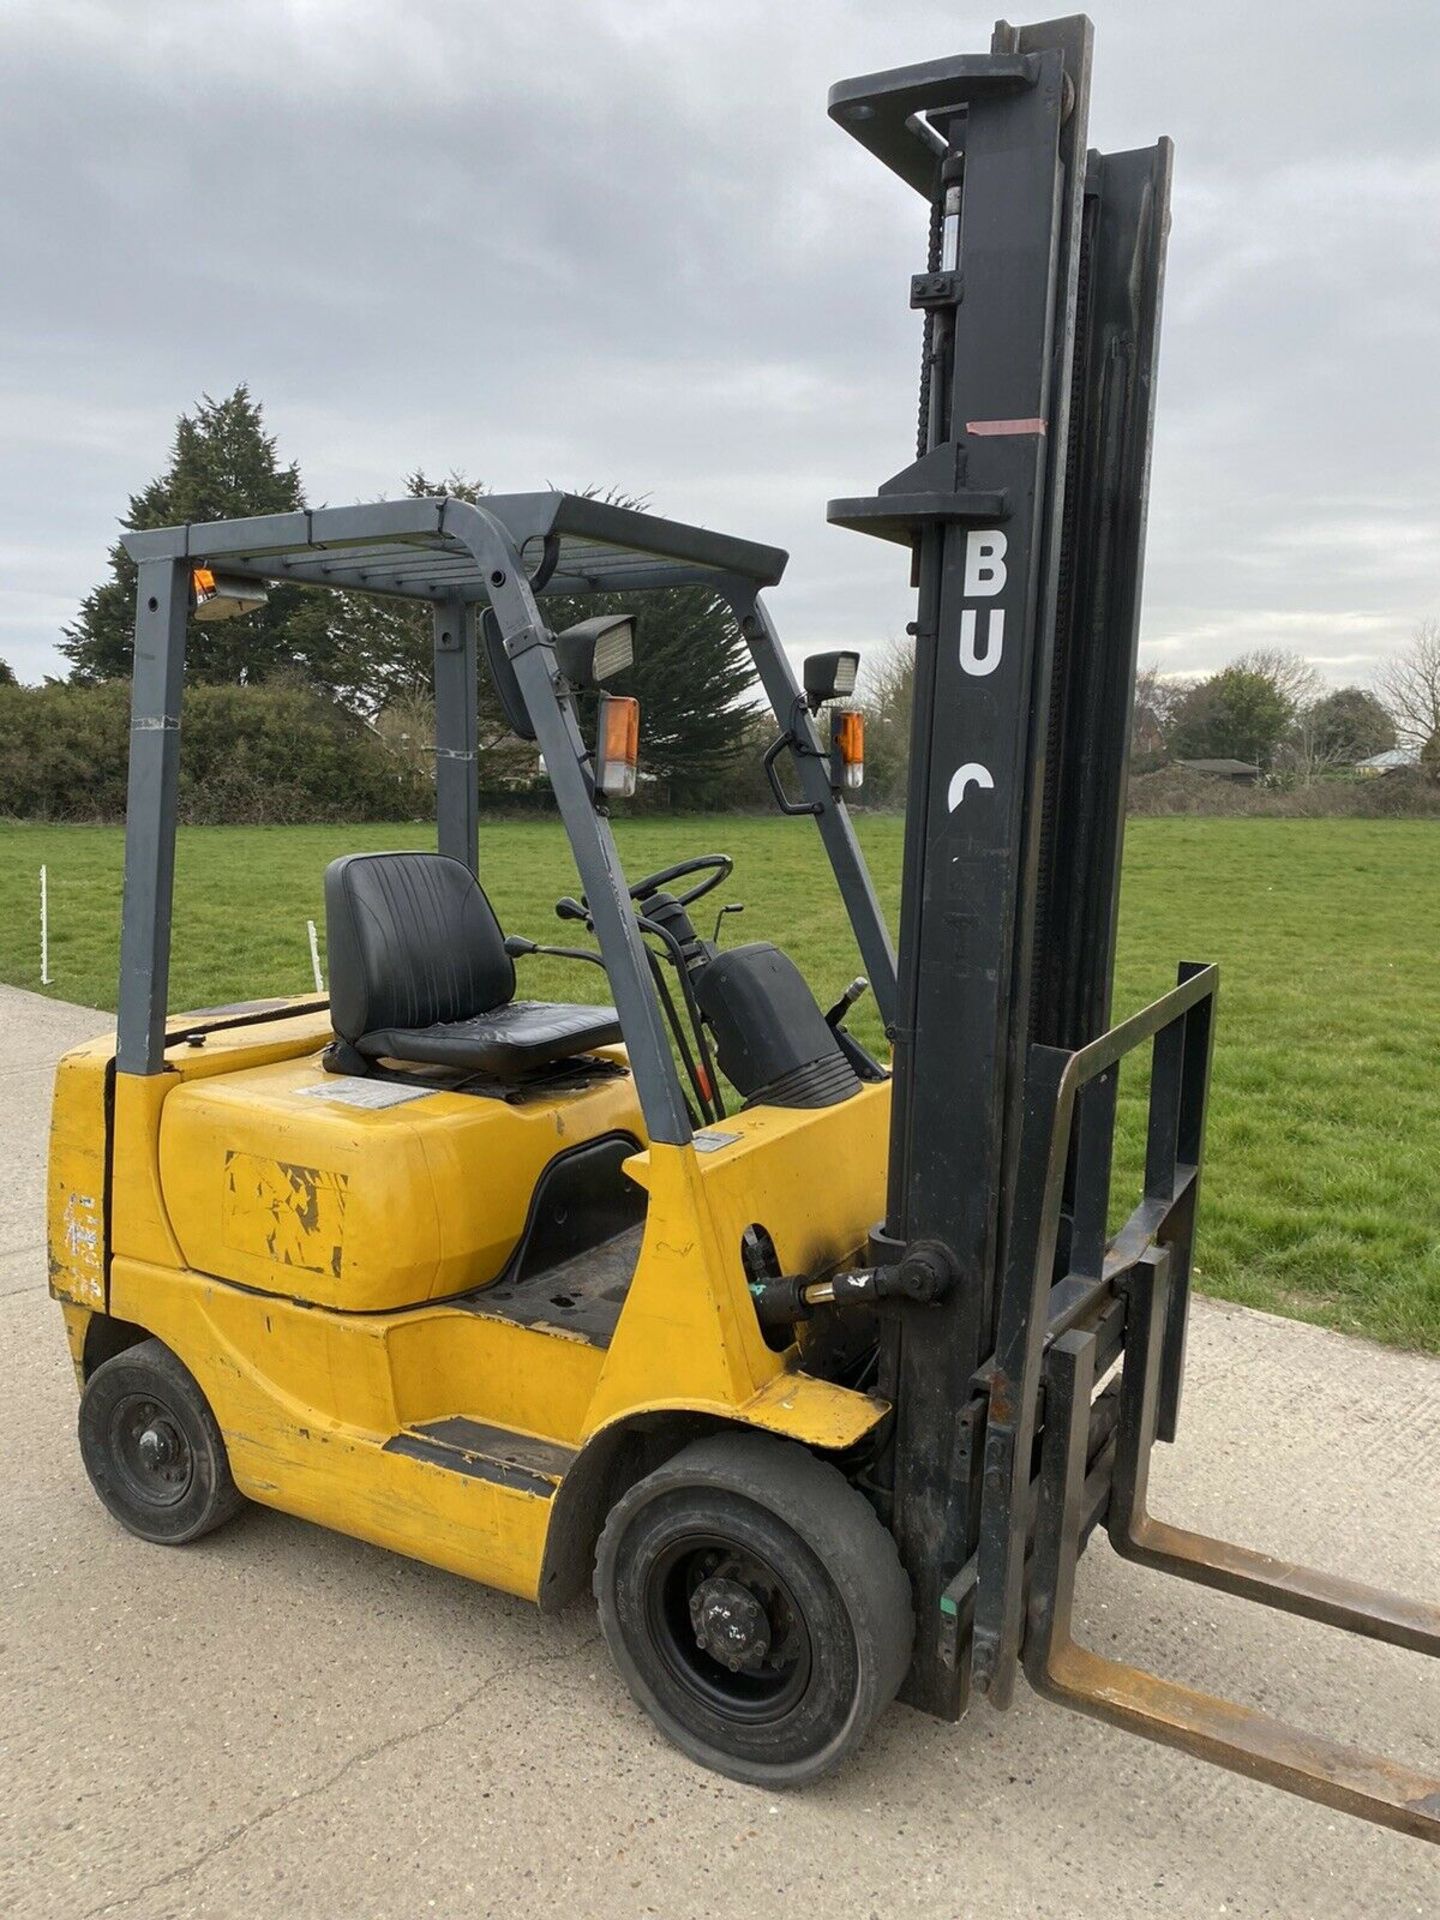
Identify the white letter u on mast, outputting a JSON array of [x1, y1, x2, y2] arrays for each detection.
[[958, 607, 1004, 676]]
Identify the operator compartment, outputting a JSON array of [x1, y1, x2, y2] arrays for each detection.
[[157, 1049, 645, 1312]]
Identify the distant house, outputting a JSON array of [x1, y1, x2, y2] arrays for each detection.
[[1354, 746, 1420, 777], [1176, 758, 1260, 785]]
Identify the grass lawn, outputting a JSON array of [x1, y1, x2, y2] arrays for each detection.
[[3, 814, 1437, 1353]]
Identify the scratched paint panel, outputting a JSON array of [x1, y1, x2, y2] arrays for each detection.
[[52, 1191, 104, 1306], [47, 1044, 114, 1308], [221, 1151, 348, 1279]]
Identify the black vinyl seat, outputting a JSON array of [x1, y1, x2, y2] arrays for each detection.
[[324, 852, 622, 1077]]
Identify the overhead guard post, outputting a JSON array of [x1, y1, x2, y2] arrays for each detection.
[[723, 583, 898, 1031], [115, 557, 188, 1076], [442, 500, 696, 1149], [433, 598, 480, 875]]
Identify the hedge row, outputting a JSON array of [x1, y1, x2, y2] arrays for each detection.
[[1126, 764, 1440, 817], [0, 680, 433, 824], [7, 679, 1435, 826]]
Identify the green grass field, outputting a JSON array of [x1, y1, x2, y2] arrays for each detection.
[[3, 815, 1436, 1352]]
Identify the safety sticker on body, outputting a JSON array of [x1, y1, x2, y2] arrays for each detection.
[[294, 1080, 436, 1110]]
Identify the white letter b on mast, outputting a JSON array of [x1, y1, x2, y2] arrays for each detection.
[[962, 528, 1007, 596]]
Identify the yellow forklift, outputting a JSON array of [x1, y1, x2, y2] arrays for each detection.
[[49, 14, 1439, 1831]]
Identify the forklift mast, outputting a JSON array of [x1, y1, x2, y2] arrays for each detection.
[[830, 14, 1168, 1716], [828, 16, 1440, 1843]]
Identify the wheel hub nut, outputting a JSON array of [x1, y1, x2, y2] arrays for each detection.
[[138, 1422, 177, 1471], [689, 1576, 771, 1672]]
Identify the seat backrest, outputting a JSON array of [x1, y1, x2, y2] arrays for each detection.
[[325, 852, 515, 1042]]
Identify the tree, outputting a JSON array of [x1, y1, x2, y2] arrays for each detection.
[[473, 481, 758, 804], [310, 472, 497, 715], [0, 658, 15, 687], [1231, 646, 1324, 719], [59, 387, 373, 694], [61, 387, 332, 685], [63, 415, 495, 713], [63, 410, 757, 795], [859, 638, 914, 806], [1305, 686, 1395, 764], [1132, 664, 1184, 765], [1168, 666, 1292, 769], [1375, 617, 1440, 764]]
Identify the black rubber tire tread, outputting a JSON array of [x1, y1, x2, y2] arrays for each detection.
[[594, 1430, 913, 1786], [78, 1337, 246, 1546]]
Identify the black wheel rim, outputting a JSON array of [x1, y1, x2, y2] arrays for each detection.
[[107, 1393, 194, 1509], [643, 1530, 813, 1724]]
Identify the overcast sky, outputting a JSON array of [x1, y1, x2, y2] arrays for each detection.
[[3, 0, 1437, 689]]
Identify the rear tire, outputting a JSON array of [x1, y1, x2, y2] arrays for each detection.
[[594, 1431, 912, 1786], [78, 1338, 245, 1545]]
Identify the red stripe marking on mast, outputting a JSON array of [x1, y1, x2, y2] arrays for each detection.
[[965, 417, 1047, 436]]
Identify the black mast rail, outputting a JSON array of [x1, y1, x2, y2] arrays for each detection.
[[831, 15, 1440, 1843], [830, 12, 1122, 1716]]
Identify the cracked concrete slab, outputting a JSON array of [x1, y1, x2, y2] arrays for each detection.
[[2, 983, 1436, 1918]]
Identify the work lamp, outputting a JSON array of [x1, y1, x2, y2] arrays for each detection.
[[482, 609, 637, 742], [555, 614, 635, 689], [802, 649, 860, 712]]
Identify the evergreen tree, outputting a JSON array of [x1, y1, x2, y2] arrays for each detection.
[[0, 658, 15, 687], [62, 387, 344, 688], [1168, 667, 1293, 769]]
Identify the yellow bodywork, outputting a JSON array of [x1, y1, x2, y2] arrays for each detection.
[[50, 1002, 891, 1605]]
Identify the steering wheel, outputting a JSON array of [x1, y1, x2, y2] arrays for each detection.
[[628, 854, 733, 910]]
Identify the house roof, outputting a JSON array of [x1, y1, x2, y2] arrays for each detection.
[[1355, 747, 1419, 770]]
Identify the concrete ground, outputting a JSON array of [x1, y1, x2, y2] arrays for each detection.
[[1, 982, 1436, 1920]]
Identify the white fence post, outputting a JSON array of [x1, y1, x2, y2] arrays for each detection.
[[40, 865, 51, 986], [306, 919, 324, 994]]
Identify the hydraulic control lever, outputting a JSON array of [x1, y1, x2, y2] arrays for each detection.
[[504, 932, 606, 970], [712, 901, 745, 944], [824, 976, 869, 1028]]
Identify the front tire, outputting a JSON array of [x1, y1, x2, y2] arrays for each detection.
[[594, 1432, 912, 1786], [78, 1337, 245, 1545]]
